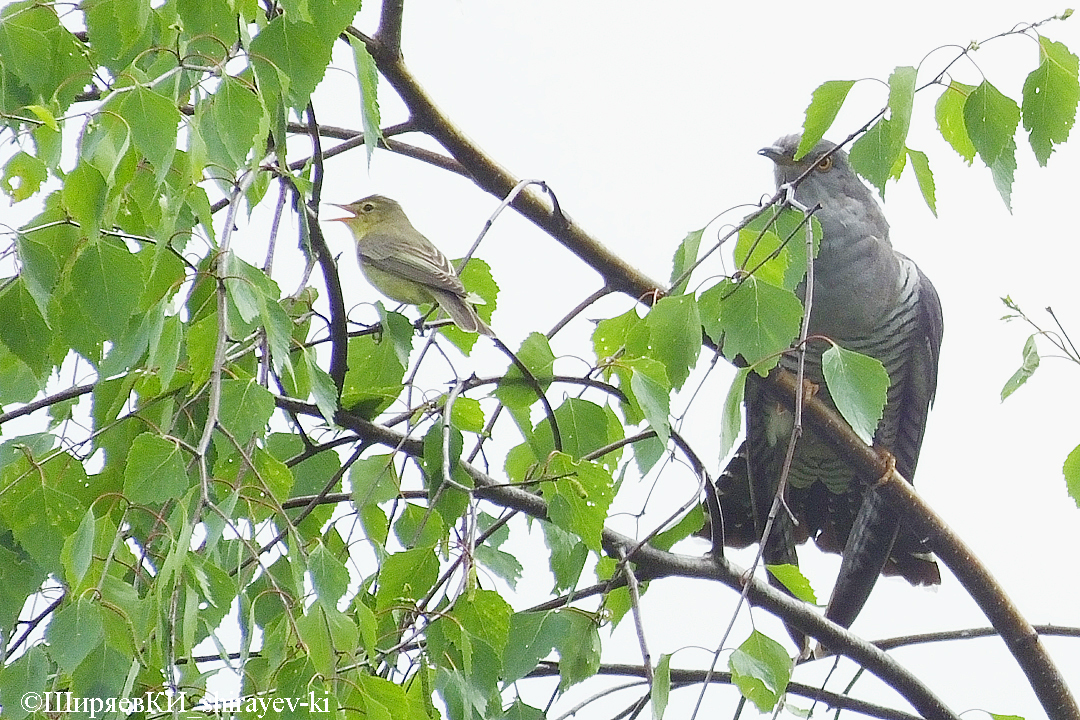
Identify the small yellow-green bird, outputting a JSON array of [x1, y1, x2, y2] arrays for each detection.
[[330, 195, 493, 336]]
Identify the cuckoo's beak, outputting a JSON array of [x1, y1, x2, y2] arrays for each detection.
[[758, 145, 793, 165]]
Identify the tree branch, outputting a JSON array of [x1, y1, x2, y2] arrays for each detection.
[[297, 401, 960, 719], [341, 24, 1078, 720], [355, 30, 666, 301], [769, 369, 1080, 720], [526, 662, 926, 720]]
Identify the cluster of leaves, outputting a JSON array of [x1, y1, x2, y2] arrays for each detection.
[[0, 1, 1078, 719], [799, 20, 1078, 213]]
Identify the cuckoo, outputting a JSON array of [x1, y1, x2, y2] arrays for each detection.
[[717, 134, 944, 651]]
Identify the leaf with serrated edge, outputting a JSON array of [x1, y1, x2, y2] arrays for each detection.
[[821, 345, 889, 444]]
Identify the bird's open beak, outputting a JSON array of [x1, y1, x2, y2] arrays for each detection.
[[758, 145, 792, 165], [326, 203, 356, 223]]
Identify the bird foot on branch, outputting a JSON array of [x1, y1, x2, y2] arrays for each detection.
[[872, 449, 897, 487]]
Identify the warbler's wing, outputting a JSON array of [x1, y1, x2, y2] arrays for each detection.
[[358, 229, 467, 297]]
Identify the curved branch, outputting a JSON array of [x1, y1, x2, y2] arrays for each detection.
[[278, 400, 959, 719], [769, 369, 1080, 720], [335, 24, 1077, 719], [526, 662, 926, 720], [355, 29, 666, 301], [875, 625, 1080, 653]]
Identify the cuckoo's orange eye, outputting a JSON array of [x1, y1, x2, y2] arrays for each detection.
[[816, 155, 833, 172]]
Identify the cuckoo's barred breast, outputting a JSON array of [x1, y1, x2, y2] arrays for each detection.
[[717, 134, 943, 639]]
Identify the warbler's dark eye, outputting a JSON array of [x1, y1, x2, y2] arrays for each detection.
[[362, 203, 375, 212], [816, 156, 833, 172]]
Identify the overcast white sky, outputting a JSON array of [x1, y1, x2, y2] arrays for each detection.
[[309, 2, 1080, 717], [6, 0, 1080, 717]]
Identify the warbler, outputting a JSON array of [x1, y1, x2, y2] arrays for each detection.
[[330, 195, 493, 336]]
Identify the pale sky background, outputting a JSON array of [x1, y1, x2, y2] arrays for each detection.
[[310, 2, 1080, 717], [5, 0, 1080, 717]]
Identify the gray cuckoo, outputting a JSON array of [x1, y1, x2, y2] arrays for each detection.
[[717, 134, 944, 651]]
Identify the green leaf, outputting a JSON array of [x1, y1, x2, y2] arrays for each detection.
[[61, 509, 96, 585], [593, 308, 650, 366], [82, 0, 152, 73], [885, 66, 916, 146], [0, 646, 48, 720], [495, 331, 556, 435], [301, 345, 339, 423], [80, 112, 133, 191], [965, 80, 1021, 167], [0, 2, 91, 110], [990, 135, 1018, 212], [442, 257, 499, 352], [821, 344, 889, 444], [766, 564, 818, 604], [448, 396, 486, 434], [551, 609, 601, 690], [1022, 36, 1079, 166], [0, 346, 44, 405], [700, 277, 803, 377], [123, 433, 190, 504], [113, 85, 181, 185], [499, 701, 546, 720], [849, 119, 902, 196], [474, 516, 523, 589], [351, 455, 401, 506], [538, 453, 614, 552], [1, 151, 46, 202], [720, 367, 750, 461], [296, 606, 335, 676], [503, 611, 564, 684], [45, 596, 105, 674], [0, 278, 52, 377], [309, 541, 350, 609], [628, 358, 671, 444], [649, 504, 704, 552], [16, 207, 78, 319], [356, 674, 428, 720], [936, 80, 977, 163], [250, 17, 332, 110], [1064, 443, 1080, 509], [907, 148, 937, 217], [799, 80, 856, 158], [455, 588, 511, 665], [61, 237, 146, 346], [341, 333, 407, 418], [186, 313, 218, 389], [213, 76, 267, 169], [1001, 334, 1041, 401], [0, 450, 87, 573], [848, 66, 914, 196], [426, 590, 511, 718], [528, 397, 624, 470], [734, 216, 790, 288], [62, 161, 107, 236], [541, 522, 588, 593], [177, 0, 239, 60], [652, 653, 671, 720], [217, 377, 275, 444], [633, 432, 666, 476], [375, 546, 439, 612], [349, 34, 383, 167], [421, 422, 472, 528], [669, 227, 704, 295], [729, 630, 793, 712]]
